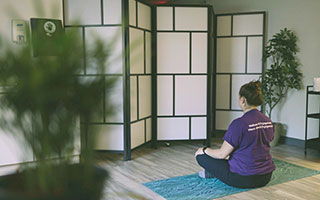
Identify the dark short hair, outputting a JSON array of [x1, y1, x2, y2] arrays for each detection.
[[239, 81, 262, 106]]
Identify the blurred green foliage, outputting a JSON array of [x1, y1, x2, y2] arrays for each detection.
[[0, 20, 116, 198]]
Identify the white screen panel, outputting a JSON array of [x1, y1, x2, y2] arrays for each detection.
[[139, 76, 152, 119], [308, 95, 320, 114], [247, 37, 263, 73], [307, 118, 320, 139], [157, 7, 173, 30], [217, 16, 231, 36], [0, 131, 33, 166], [192, 33, 207, 73], [0, 107, 33, 164], [145, 32, 152, 74], [105, 77, 124, 123], [233, 14, 263, 36], [138, 2, 151, 30], [79, 76, 103, 122], [130, 28, 144, 74], [231, 75, 260, 110], [157, 118, 189, 140], [146, 118, 152, 142], [103, 0, 122, 24], [129, 0, 136, 26], [175, 76, 207, 115], [130, 76, 138, 122], [131, 120, 145, 149], [0, 165, 20, 176], [86, 27, 123, 74], [90, 106, 104, 123], [157, 33, 189, 74], [175, 7, 207, 31], [65, 27, 84, 74], [217, 38, 246, 73], [73, 118, 81, 155], [157, 76, 173, 115], [191, 117, 207, 139], [216, 75, 230, 109], [307, 96, 320, 138], [216, 111, 243, 130], [64, 0, 101, 25], [93, 125, 124, 150]]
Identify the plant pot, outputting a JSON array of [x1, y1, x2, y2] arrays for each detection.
[[0, 164, 108, 200], [270, 122, 282, 147]]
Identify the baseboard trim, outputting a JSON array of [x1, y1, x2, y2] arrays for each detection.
[[279, 136, 304, 148], [280, 136, 320, 150]]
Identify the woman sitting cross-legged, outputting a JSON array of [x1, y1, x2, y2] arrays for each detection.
[[195, 80, 275, 188]]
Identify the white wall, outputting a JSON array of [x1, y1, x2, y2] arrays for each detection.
[[0, 0, 63, 41], [0, 0, 63, 174], [213, 0, 320, 140]]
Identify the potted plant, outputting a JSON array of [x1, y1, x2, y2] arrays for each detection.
[[261, 28, 302, 146], [0, 19, 116, 199]]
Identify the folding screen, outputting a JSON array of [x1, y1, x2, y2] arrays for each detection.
[[215, 12, 265, 131], [128, 0, 152, 150], [155, 6, 214, 144], [63, 0, 127, 157], [63, 0, 152, 160], [64, 0, 215, 160]]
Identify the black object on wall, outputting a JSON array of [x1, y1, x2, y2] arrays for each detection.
[[30, 18, 64, 57]]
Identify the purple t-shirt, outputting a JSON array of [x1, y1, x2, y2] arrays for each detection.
[[223, 109, 275, 176]]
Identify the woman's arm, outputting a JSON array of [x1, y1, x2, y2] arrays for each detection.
[[195, 140, 234, 159]]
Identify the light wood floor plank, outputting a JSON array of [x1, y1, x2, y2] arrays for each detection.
[[96, 139, 320, 200]]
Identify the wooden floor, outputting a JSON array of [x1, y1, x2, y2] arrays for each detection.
[[95, 138, 320, 200]]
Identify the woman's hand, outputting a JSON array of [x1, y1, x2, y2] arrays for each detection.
[[195, 147, 204, 157]]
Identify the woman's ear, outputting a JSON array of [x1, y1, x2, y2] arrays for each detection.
[[239, 96, 246, 106]]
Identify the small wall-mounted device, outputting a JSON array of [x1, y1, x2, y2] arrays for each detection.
[[11, 19, 27, 44], [30, 18, 63, 57]]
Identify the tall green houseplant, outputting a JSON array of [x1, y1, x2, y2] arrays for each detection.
[[261, 28, 302, 119], [0, 20, 116, 199]]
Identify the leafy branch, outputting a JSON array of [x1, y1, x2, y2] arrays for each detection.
[[261, 28, 302, 119]]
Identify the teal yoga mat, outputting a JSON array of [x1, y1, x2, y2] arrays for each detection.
[[143, 159, 320, 200]]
